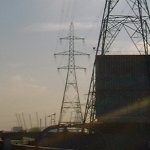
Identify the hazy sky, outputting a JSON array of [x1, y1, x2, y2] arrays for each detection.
[[0, 0, 150, 130], [0, 0, 104, 130]]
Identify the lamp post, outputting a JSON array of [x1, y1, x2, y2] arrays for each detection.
[[47, 113, 56, 126]]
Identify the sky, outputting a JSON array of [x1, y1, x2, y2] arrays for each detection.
[[0, 0, 150, 131]]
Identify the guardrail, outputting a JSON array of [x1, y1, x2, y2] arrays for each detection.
[[11, 144, 76, 150]]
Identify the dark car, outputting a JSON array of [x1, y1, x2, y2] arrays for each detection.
[[34, 124, 108, 150]]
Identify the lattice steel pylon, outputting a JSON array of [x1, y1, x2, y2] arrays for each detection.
[[83, 0, 150, 123], [55, 22, 89, 125]]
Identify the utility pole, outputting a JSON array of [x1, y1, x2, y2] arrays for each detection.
[[45, 115, 47, 128], [47, 113, 56, 126], [36, 112, 39, 128], [84, 0, 150, 123], [55, 22, 89, 125]]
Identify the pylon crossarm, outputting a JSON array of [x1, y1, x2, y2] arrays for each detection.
[[60, 36, 70, 40], [58, 66, 69, 70], [58, 66, 86, 70], [55, 51, 89, 56], [100, 14, 150, 54], [73, 36, 84, 40], [60, 36, 84, 41], [54, 51, 70, 56], [74, 66, 86, 70], [73, 51, 90, 56]]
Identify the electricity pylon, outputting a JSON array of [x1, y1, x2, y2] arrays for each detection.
[[55, 22, 89, 125], [84, 0, 150, 123]]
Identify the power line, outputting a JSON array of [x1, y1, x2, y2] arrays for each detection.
[[71, 0, 79, 22], [84, 4, 104, 39], [54, 0, 66, 54]]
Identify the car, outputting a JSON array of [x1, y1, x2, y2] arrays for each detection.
[[34, 123, 108, 150]]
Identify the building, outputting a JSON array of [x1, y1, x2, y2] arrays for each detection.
[[95, 55, 150, 123], [12, 126, 23, 132]]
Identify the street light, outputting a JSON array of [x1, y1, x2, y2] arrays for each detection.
[[47, 113, 56, 126]]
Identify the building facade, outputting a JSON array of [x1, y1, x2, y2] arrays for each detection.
[[95, 55, 150, 123]]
